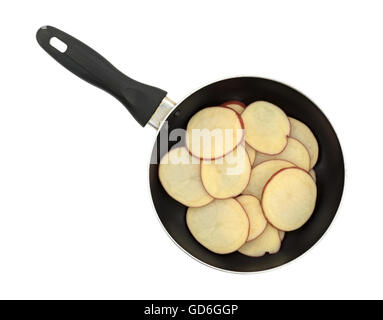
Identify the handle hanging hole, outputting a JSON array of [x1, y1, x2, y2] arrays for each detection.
[[50, 37, 67, 53]]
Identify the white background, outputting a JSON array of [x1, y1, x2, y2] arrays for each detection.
[[0, 0, 382, 299]]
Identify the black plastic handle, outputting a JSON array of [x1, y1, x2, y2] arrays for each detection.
[[36, 26, 167, 127]]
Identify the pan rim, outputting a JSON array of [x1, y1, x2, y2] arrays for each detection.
[[147, 75, 345, 274]]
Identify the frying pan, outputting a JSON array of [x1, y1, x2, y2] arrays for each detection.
[[36, 26, 344, 272]]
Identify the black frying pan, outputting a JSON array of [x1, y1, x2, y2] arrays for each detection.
[[37, 26, 344, 272]]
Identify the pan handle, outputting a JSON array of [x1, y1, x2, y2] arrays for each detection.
[[36, 26, 169, 127]]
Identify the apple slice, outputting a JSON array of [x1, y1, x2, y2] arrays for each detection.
[[262, 167, 317, 231], [238, 224, 281, 257], [241, 101, 290, 154], [221, 100, 246, 114], [309, 169, 317, 182], [245, 143, 256, 166], [243, 159, 295, 199], [309, 169, 316, 182], [186, 106, 244, 160], [252, 137, 310, 171], [186, 199, 249, 254], [289, 117, 319, 169], [279, 231, 285, 241], [158, 147, 213, 207], [201, 145, 251, 199], [236, 195, 267, 241]]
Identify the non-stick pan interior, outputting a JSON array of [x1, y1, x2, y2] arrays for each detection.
[[149, 77, 344, 272]]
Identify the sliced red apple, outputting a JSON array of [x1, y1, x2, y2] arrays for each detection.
[[243, 159, 295, 199], [309, 169, 316, 182], [289, 117, 319, 169], [252, 137, 310, 171], [221, 100, 246, 114], [241, 101, 290, 154], [236, 195, 267, 241], [201, 145, 251, 199], [186, 106, 244, 160], [279, 231, 285, 241], [238, 224, 281, 257], [245, 143, 256, 166], [262, 167, 317, 231], [158, 147, 213, 207], [186, 199, 250, 254]]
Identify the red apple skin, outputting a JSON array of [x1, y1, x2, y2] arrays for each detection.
[[221, 100, 246, 109], [186, 106, 245, 161], [200, 146, 252, 200], [260, 166, 315, 230]]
